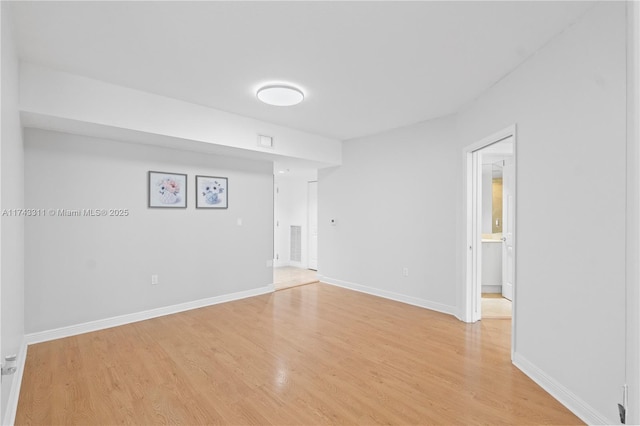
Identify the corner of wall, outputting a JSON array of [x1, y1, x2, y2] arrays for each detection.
[[319, 275, 458, 318]]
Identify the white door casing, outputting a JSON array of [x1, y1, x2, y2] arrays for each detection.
[[307, 181, 318, 270], [472, 150, 483, 321], [502, 158, 515, 301]]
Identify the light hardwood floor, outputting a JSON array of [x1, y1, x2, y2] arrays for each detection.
[[16, 283, 581, 425]]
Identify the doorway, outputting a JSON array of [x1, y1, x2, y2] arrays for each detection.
[[464, 126, 517, 352], [480, 142, 514, 319], [273, 167, 319, 291]]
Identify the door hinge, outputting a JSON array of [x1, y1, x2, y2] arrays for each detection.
[[618, 384, 628, 424]]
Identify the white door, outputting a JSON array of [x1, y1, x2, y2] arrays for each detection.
[[0, 132, 3, 422], [307, 181, 318, 270], [502, 158, 515, 301]]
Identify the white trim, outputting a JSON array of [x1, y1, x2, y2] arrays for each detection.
[[25, 285, 274, 345], [307, 180, 319, 272], [273, 261, 308, 269], [513, 352, 613, 425], [481, 285, 502, 294], [274, 260, 287, 267], [2, 337, 27, 426], [287, 260, 306, 269], [318, 275, 458, 318], [471, 148, 482, 322], [626, 1, 640, 424], [465, 125, 516, 154]]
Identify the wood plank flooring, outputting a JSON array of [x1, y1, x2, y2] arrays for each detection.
[[16, 283, 581, 425]]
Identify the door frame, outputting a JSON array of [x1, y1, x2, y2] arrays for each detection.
[[307, 180, 318, 271], [501, 156, 515, 301], [626, 1, 640, 422], [463, 125, 517, 358]]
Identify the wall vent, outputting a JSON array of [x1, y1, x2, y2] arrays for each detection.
[[290, 225, 302, 262], [257, 134, 274, 148]]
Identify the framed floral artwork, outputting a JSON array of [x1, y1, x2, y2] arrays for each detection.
[[196, 175, 228, 209], [148, 171, 187, 208]]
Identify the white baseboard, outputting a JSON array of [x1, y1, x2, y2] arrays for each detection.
[[274, 261, 307, 269], [318, 275, 458, 317], [3, 337, 28, 426], [481, 285, 502, 294], [513, 352, 612, 425], [25, 284, 274, 345]]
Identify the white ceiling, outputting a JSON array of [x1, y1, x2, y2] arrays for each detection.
[[10, 1, 593, 141]]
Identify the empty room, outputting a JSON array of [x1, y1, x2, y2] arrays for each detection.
[[1, 1, 639, 425]]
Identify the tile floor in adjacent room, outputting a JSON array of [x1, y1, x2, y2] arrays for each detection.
[[481, 293, 512, 319], [273, 266, 318, 290]]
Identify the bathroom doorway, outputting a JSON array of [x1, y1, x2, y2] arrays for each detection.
[[479, 142, 514, 319], [464, 126, 517, 346]]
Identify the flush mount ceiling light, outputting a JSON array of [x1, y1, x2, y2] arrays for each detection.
[[256, 84, 304, 106]]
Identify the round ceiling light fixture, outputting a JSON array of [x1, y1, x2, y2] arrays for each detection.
[[256, 84, 304, 106]]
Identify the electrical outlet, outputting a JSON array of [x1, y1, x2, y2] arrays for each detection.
[[402, 268, 409, 277], [151, 274, 159, 285]]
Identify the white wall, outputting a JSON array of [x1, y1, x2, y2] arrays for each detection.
[[1, 2, 25, 421], [319, 115, 459, 315], [24, 129, 273, 333], [319, 2, 627, 422], [457, 2, 626, 423], [481, 242, 502, 290], [274, 175, 315, 268]]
